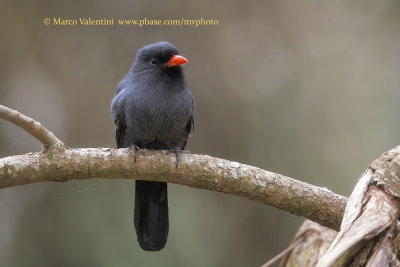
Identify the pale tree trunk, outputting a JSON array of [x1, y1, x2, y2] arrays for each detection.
[[278, 147, 400, 267]]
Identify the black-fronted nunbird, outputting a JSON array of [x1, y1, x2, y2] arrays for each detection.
[[111, 41, 194, 251]]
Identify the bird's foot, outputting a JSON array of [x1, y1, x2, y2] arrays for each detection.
[[174, 150, 180, 169], [131, 144, 139, 163], [168, 149, 190, 168]]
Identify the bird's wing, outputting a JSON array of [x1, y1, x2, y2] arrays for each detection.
[[115, 83, 124, 95], [186, 115, 194, 134], [115, 113, 127, 149], [187, 95, 195, 134], [115, 75, 128, 95], [181, 115, 194, 150]]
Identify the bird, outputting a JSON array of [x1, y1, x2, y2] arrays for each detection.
[[111, 41, 194, 251]]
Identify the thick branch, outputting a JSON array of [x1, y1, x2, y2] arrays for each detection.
[[317, 146, 400, 266], [0, 104, 346, 230], [0, 105, 65, 149], [278, 146, 400, 266], [0, 148, 346, 230]]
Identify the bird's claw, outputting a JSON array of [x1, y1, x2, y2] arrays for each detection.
[[168, 149, 190, 168], [175, 150, 180, 169], [131, 144, 138, 163]]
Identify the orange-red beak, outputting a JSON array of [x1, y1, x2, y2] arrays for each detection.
[[166, 55, 188, 67]]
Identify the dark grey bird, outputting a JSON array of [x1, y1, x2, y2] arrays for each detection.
[[111, 42, 194, 251]]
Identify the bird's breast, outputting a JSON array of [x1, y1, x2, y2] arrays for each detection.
[[125, 88, 192, 147]]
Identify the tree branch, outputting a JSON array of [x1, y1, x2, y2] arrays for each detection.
[[0, 105, 346, 230], [0, 148, 346, 230], [0, 104, 65, 150], [278, 146, 400, 266], [317, 146, 400, 266]]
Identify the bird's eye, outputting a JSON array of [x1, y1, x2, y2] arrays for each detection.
[[150, 58, 157, 64]]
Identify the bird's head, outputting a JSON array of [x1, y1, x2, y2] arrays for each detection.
[[132, 42, 188, 76]]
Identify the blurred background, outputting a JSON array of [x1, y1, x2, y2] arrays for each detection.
[[1, 1, 400, 266]]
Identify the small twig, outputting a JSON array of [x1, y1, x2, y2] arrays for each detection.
[[261, 236, 305, 267], [0, 104, 65, 150]]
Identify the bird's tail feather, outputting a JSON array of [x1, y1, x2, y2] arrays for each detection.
[[134, 180, 169, 251]]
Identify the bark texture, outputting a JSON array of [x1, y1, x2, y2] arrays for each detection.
[[0, 104, 64, 149], [0, 148, 345, 230], [280, 146, 400, 266]]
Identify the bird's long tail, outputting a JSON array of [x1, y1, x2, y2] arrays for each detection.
[[134, 180, 169, 251]]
